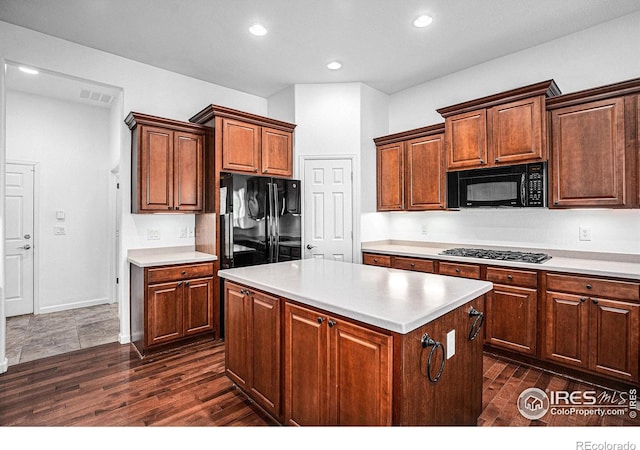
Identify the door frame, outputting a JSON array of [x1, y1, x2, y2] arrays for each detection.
[[5, 159, 40, 316], [299, 154, 360, 263]]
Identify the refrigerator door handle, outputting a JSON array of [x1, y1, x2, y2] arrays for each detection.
[[267, 182, 274, 262], [273, 183, 280, 262]]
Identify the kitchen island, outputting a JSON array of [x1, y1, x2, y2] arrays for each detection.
[[218, 258, 493, 426]]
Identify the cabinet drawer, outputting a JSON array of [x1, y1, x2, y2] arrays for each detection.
[[439, 261, 481, 279], [486, 267, 538, 288], [363, 254, 392, 267], [147, 263, 214, 284], [393, 257, 434, 273], [546, 273, 639, 302]]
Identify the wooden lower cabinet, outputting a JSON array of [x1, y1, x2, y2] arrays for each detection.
[[284, 302, 392, 426], [484, 267, 538, 355], [225, 282, 281, 418], [544, 291, 640, 384], [130, 262, 215, 356]]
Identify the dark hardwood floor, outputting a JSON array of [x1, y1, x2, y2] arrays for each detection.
[[0, 339, 637, 427]]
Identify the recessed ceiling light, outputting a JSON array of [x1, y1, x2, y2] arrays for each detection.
[[19, 66, 39, 75], [413, 15, 433, 28], [327, 61, 342, 70], [249, 24, 268, 36]]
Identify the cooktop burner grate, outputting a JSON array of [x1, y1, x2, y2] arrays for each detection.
[[439, 248, 552, 264]]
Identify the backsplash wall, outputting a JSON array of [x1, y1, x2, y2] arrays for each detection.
[[362, 209, 640, 256]]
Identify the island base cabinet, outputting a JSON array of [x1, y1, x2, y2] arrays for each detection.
[[225, 282, 281, 419], [284, 302, 392, 426], [393, 295, 485, 426]]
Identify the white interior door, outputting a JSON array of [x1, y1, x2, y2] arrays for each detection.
[[5, 163, 35, 317], [303, 158, 353, 262]]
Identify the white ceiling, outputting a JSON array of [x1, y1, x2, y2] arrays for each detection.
[[2, 0, 640, 98]]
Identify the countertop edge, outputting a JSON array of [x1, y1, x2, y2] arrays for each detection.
[[218, 269, 493, 334], [127, 250, 218, 268], [361, 242, 640, 281]]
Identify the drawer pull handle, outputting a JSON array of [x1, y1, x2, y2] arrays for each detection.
[[410, 263, 415, 268], [455, 268, 460, 273], [586, 284, 592, 290], [373, 258, 378, 263], [507, 274, 513, 280]]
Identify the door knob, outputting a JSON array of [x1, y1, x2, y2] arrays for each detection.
[[24, 234, 31, 239], [306, 244, 316, 250], [19, 244, 31, 250]]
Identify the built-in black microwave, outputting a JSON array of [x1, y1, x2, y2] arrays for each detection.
[[447, 162, 547, 208]]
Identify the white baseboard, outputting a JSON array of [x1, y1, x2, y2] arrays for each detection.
[[37, 297, 113, 314]]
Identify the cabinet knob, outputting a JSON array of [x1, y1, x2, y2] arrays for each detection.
[[264, 169, 268, 174], [168, 206, 174, 210], [254, 168, 258, 173], [182, 271, 187, 275], [177, 281, 183, 286], [373, 258, 378, 263], [410, 263, 415, 268], [586, 284, 592, 290], [240, 289, 245, 295], [455, 268, 460, 273], [317, 317, 325, 324], [175, 206, 180, 210], [185, 281, 190, 286], [480, 159, 485, 164], [495, 158, 499, 163], [328, 320, 336, 328], [580, 297, 587, 303], [592, 299, 599, 305], [507, 274, 513, 280]]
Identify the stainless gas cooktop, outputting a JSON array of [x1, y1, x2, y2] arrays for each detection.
[[440, 248, 552, 264]]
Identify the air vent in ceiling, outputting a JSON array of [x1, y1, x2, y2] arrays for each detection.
[[79, 88, 114, 105]]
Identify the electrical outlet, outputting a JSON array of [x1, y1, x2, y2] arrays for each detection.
[[446, 329, 455, 359], [179, 227, 187, 238], [147, 228, 160, 240], [54, 225, 66, 235], [579, 226, 592, 241], [421, 224, 428, 235]]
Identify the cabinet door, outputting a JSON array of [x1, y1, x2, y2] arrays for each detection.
[[284, 302, 329, 426], [222, 118, 261, 174], [329, 318, 392, 426], [140, 126, 173, 211], [183, 277, 213, 336], [261, 127, 293, 177], [485, 284, 537, 355], [173, 131, 203, 211], [225, 282, 250, 388], [445, 109, 488, 170], [147, 281, 183, 346], [405, 134, 445, 210], [490, 96, 544, 164], [550, 97, 626, 207], [543, 292, 589, 369], [376, 142, 404, 211], [589, 298, 639, 383], [249, 290, 281, 416]]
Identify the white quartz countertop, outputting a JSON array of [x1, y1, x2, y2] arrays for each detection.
[[361, 241, 640, 281], [218, 259, 493, 334], [128, 246, 217, 268]]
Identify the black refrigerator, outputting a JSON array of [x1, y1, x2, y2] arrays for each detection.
[[219, 172, 302, 270]]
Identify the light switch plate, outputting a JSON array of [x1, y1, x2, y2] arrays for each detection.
[[446, 329, 455, 359]]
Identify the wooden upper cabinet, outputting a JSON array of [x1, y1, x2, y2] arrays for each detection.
[[437, 80, 560, 171], [444, 109, 488, 170], [222, 118, 261, 174], [262, 126, 293, 177], [190, 104, 296, 179], [126, 112, 207, 213], [489, 96, 544, 164], [374, 123, 445, 212], [376, 142, 404, 211], [549, 98, 626, 207], [405, 134, 445, 210]]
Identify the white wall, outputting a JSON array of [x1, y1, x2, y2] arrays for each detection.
[[6, 91, 112, 311], [0, 20, 268, 355], [375, 11, 640, 255]]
